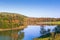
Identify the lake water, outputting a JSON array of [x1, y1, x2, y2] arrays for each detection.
[[0, 25, 56, 40]]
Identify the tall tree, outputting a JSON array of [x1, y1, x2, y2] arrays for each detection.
[[40, 25, 46, 35], [47, 29, 50, 33]]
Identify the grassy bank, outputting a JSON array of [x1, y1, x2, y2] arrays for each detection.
[[34, 33, 60, 40]]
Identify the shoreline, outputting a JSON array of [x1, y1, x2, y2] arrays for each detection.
[[0, 26, 27, 31]]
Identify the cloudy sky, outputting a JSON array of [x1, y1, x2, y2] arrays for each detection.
[[0, 0, 60, 18]]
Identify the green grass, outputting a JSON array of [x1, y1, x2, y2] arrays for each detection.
[[42, 21, 60, 25]]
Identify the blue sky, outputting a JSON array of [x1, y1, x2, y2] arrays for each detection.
[[0, 0, 60, 18]]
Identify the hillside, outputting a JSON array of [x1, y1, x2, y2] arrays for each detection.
[[0, 12, 27, 29], [0, 12, 60, 29]]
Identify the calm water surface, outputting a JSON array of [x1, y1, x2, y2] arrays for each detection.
[[0, 25, 56, 40]]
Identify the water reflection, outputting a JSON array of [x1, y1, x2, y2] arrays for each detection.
[[22, 25, 40, 40], [22, 25, 56, 40], [0, 30, 24, 40], [0, 25, 56, 40]]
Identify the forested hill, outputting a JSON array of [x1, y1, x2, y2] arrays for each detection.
[[0, 12, 60, 29], [0, 12, 27, 29]]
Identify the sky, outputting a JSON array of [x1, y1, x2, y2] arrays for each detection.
[[0, 0, 60, 18]]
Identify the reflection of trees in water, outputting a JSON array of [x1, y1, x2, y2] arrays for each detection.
[[18, 32, 24, 40], [0, 30, 24, 40], [11, 32, 24, 40]]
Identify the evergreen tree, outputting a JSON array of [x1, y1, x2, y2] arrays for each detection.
[[40, 25, 46, 35]]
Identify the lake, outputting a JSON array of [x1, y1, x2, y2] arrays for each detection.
[[0, 25, 56, 40]]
